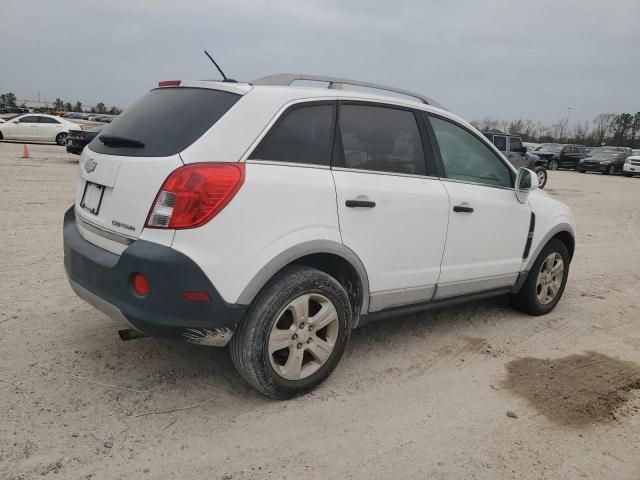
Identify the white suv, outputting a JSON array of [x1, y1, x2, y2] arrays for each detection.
[[63, 74, 575, 398]]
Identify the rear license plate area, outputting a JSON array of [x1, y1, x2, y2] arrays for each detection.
[[80, 181, 105, 215]]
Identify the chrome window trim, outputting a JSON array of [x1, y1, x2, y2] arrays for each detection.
[[331, 166, 440, 181], [244, 159, 331, 170], [439, 177, 516, 192]]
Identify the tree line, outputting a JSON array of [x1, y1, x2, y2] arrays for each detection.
[[0, 91, 121, 115], [471, 112, 640, 148]]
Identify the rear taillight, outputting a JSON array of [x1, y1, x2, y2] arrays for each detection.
[[158, 80, 181, 87], [146, 163, 245, 229]]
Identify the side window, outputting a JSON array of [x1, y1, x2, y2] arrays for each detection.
[[19, 116, 38, 123], [509, 137, 523, 152], [39, 117, 61, 124], [336, 104, 426, 175], [493, 136, 507, 151], [249, 104, 334, 166], [429, 116, 513, 188]]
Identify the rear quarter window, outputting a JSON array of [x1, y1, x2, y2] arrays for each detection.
[[88, 88, 240, 157]]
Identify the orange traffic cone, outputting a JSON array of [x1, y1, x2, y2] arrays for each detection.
[[22, 144, 30, 159]]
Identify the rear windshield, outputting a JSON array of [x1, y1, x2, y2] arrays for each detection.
[[88, 87, 240, 157]]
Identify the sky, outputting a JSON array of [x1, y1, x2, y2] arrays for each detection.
[[1, 0, 638, 124]]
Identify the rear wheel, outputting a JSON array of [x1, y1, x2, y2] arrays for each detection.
[[55, 132, 68, 146], [578, 170, 586, 173], [230, 266, 353, 399], [510, 239, 570, 316], [534, 167, 547, 188], [548, 159, 559, 170], [608, 164, 616, 175], [623, 173, 633, 177]]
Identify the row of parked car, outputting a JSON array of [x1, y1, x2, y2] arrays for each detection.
[[532, 143, 639, 177], [481, 131, 640, 181], [63, 112, 116, 123]]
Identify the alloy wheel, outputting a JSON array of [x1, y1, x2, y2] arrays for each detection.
[[268, 293, 339, 381], [549, 160, 559, 170], [535, 253, 564, 305], [537, 169, 546, 187], [57, 133, 68, 146]]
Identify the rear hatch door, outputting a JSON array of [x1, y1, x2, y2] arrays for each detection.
[[74, 85, 243, 242]]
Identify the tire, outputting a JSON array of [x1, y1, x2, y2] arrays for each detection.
[[623, 173, 633, 177], [56, 132, 68, 146], [608, 164, 616, 175], [534, 167, 547, 189], [548, 160, 559, 170], [230, 266, 353, 399], [510, 238, 570, 316], [578, 170, 586, 173]]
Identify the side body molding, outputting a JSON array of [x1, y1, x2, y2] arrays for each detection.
[[236, 240, 371, 315]]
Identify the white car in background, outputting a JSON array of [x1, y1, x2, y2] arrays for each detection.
[[0, 114, 80, 145], [623, 154, 640, 177]]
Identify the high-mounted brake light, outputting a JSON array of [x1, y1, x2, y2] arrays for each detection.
[[146, 163, 245, 229], [158, 80, 181, 87]]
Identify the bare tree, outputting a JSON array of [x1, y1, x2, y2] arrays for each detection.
[[593, 113, 615, 145], [572, 121, 590, 143]]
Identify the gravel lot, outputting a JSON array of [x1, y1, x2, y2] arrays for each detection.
[[1, 142, 639, 480]]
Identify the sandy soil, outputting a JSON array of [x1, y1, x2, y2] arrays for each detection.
[[1, 142, 640, 480]]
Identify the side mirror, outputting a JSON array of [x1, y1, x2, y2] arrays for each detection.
[[515, 168, 538, 204], [519, 146, 528, 154]]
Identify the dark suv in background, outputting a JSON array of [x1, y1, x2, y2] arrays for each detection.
[[534, 144, 588, 170], [482, 132, 548, 187]]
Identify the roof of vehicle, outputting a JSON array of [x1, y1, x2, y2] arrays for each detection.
[[169, 76, 448, 115]]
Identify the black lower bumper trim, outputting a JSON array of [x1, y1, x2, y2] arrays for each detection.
[[63, 207, 245, 342]]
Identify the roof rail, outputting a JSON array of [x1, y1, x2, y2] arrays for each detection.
[[252, 74, 446, 110]]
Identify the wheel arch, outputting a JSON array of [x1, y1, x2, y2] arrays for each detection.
[[236, 240, 370, 321], [525, 223, 575, 272]]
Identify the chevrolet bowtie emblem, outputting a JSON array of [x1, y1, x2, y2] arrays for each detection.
[[85, 158, 97, 173]]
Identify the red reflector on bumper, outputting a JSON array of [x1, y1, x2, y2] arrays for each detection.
[[183, 291, 211, 302], [132, 273, 150, 296]]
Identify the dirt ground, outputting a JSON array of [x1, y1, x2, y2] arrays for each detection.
[[1, 142, 640, 480]]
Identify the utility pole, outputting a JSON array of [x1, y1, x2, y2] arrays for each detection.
[[563, 107, 572, 142]]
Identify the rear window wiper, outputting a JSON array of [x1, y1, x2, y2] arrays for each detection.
[[98, 135, 145, 148]]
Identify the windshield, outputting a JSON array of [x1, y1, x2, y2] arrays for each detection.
[[88, 87, 240, 157]]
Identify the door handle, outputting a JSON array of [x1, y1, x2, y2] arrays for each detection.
[[346, 199, 376, 208], [453, 205, 474, 213]]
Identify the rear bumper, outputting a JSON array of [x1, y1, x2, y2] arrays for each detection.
[[63, 207, 245, 345]]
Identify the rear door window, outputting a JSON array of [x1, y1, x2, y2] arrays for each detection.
[[334, 104, 427, 175], [39, 117, 61, 124], [249, 103, 335, 165], [19, 116, 39, 123], [88, 87, 240, 157]]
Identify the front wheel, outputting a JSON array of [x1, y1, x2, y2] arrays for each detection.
[[510, 238, 570, 316], [623, 173, 633, 177], [230, 266, 353, 399], [534, 167, 547, 189], [548, 159, 559, 170], [56, 132, 68, 146]]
